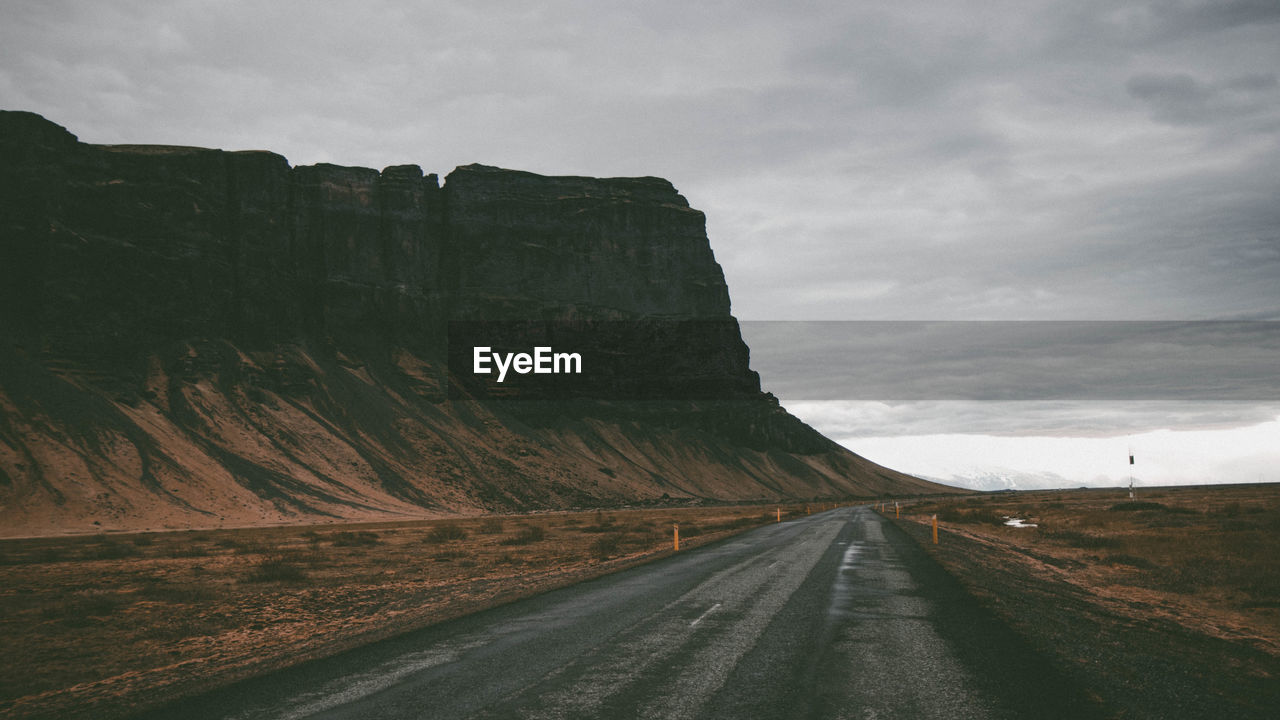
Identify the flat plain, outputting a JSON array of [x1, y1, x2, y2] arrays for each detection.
[[891, 484, 1280, 719], [0, 504, 810, 719], [7, 485, 1275, 720]]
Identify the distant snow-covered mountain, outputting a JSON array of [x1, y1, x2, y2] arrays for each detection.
[[923, 467, 1076, 491]]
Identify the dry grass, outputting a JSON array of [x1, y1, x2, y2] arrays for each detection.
[[0, 503, 809, 720], [887, 484, 1280, 719], [900, 483, 1280, 634]]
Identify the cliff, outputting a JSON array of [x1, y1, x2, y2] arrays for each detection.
[[0, 111, 948, 536]]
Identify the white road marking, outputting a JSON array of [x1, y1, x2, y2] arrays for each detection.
[[690, 603, 722, 627]]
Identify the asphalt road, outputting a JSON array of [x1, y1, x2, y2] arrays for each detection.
[[139, 507, 1099, 720]]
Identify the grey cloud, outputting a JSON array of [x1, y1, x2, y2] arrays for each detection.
[[788, 400, 1280, 438], [1126, 73, 1214, 121], [1054, 0, 1280, 51], [1153, 0, 1280, 37], [1126, 71, 1279, 125], [743, 321, 1280, 401]]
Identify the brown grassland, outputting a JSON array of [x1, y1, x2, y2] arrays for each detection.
[[889, 483, 1280, 719], [0, 503, 813, 720]]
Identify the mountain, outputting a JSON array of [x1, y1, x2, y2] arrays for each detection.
[[921, 468, 1074, 491], [0, 111, 952, 537]]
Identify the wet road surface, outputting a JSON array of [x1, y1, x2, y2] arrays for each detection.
[[138, 506, 1098, 720]]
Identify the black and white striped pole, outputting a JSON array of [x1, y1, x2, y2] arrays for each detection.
[[1128, 447, 1135, 500]]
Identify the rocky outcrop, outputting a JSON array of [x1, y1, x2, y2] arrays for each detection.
[[444, 164, 730, 320], [1, 114, 447, 360], [0, 111, 948, 536]]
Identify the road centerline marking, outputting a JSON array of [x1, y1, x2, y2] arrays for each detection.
[[690, 603, 722, 627]]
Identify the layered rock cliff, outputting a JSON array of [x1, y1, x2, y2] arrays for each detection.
[[0, 111, 948, 536]]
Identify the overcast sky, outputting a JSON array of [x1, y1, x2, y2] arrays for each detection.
[[3, 1, 1278, 487]]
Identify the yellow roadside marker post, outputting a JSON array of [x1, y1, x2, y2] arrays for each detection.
[[932, 514, 938, 544], [674, 523, 679, 551], [776, 508, 781, 523], [895, 501, 899, 518]]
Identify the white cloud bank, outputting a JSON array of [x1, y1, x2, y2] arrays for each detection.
[[793, 401, 1280, 489]]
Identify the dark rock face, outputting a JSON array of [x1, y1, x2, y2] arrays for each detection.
[[0, 111, 946, 534], [444, 164, 730, 320], [1, 113, 446, 359]]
